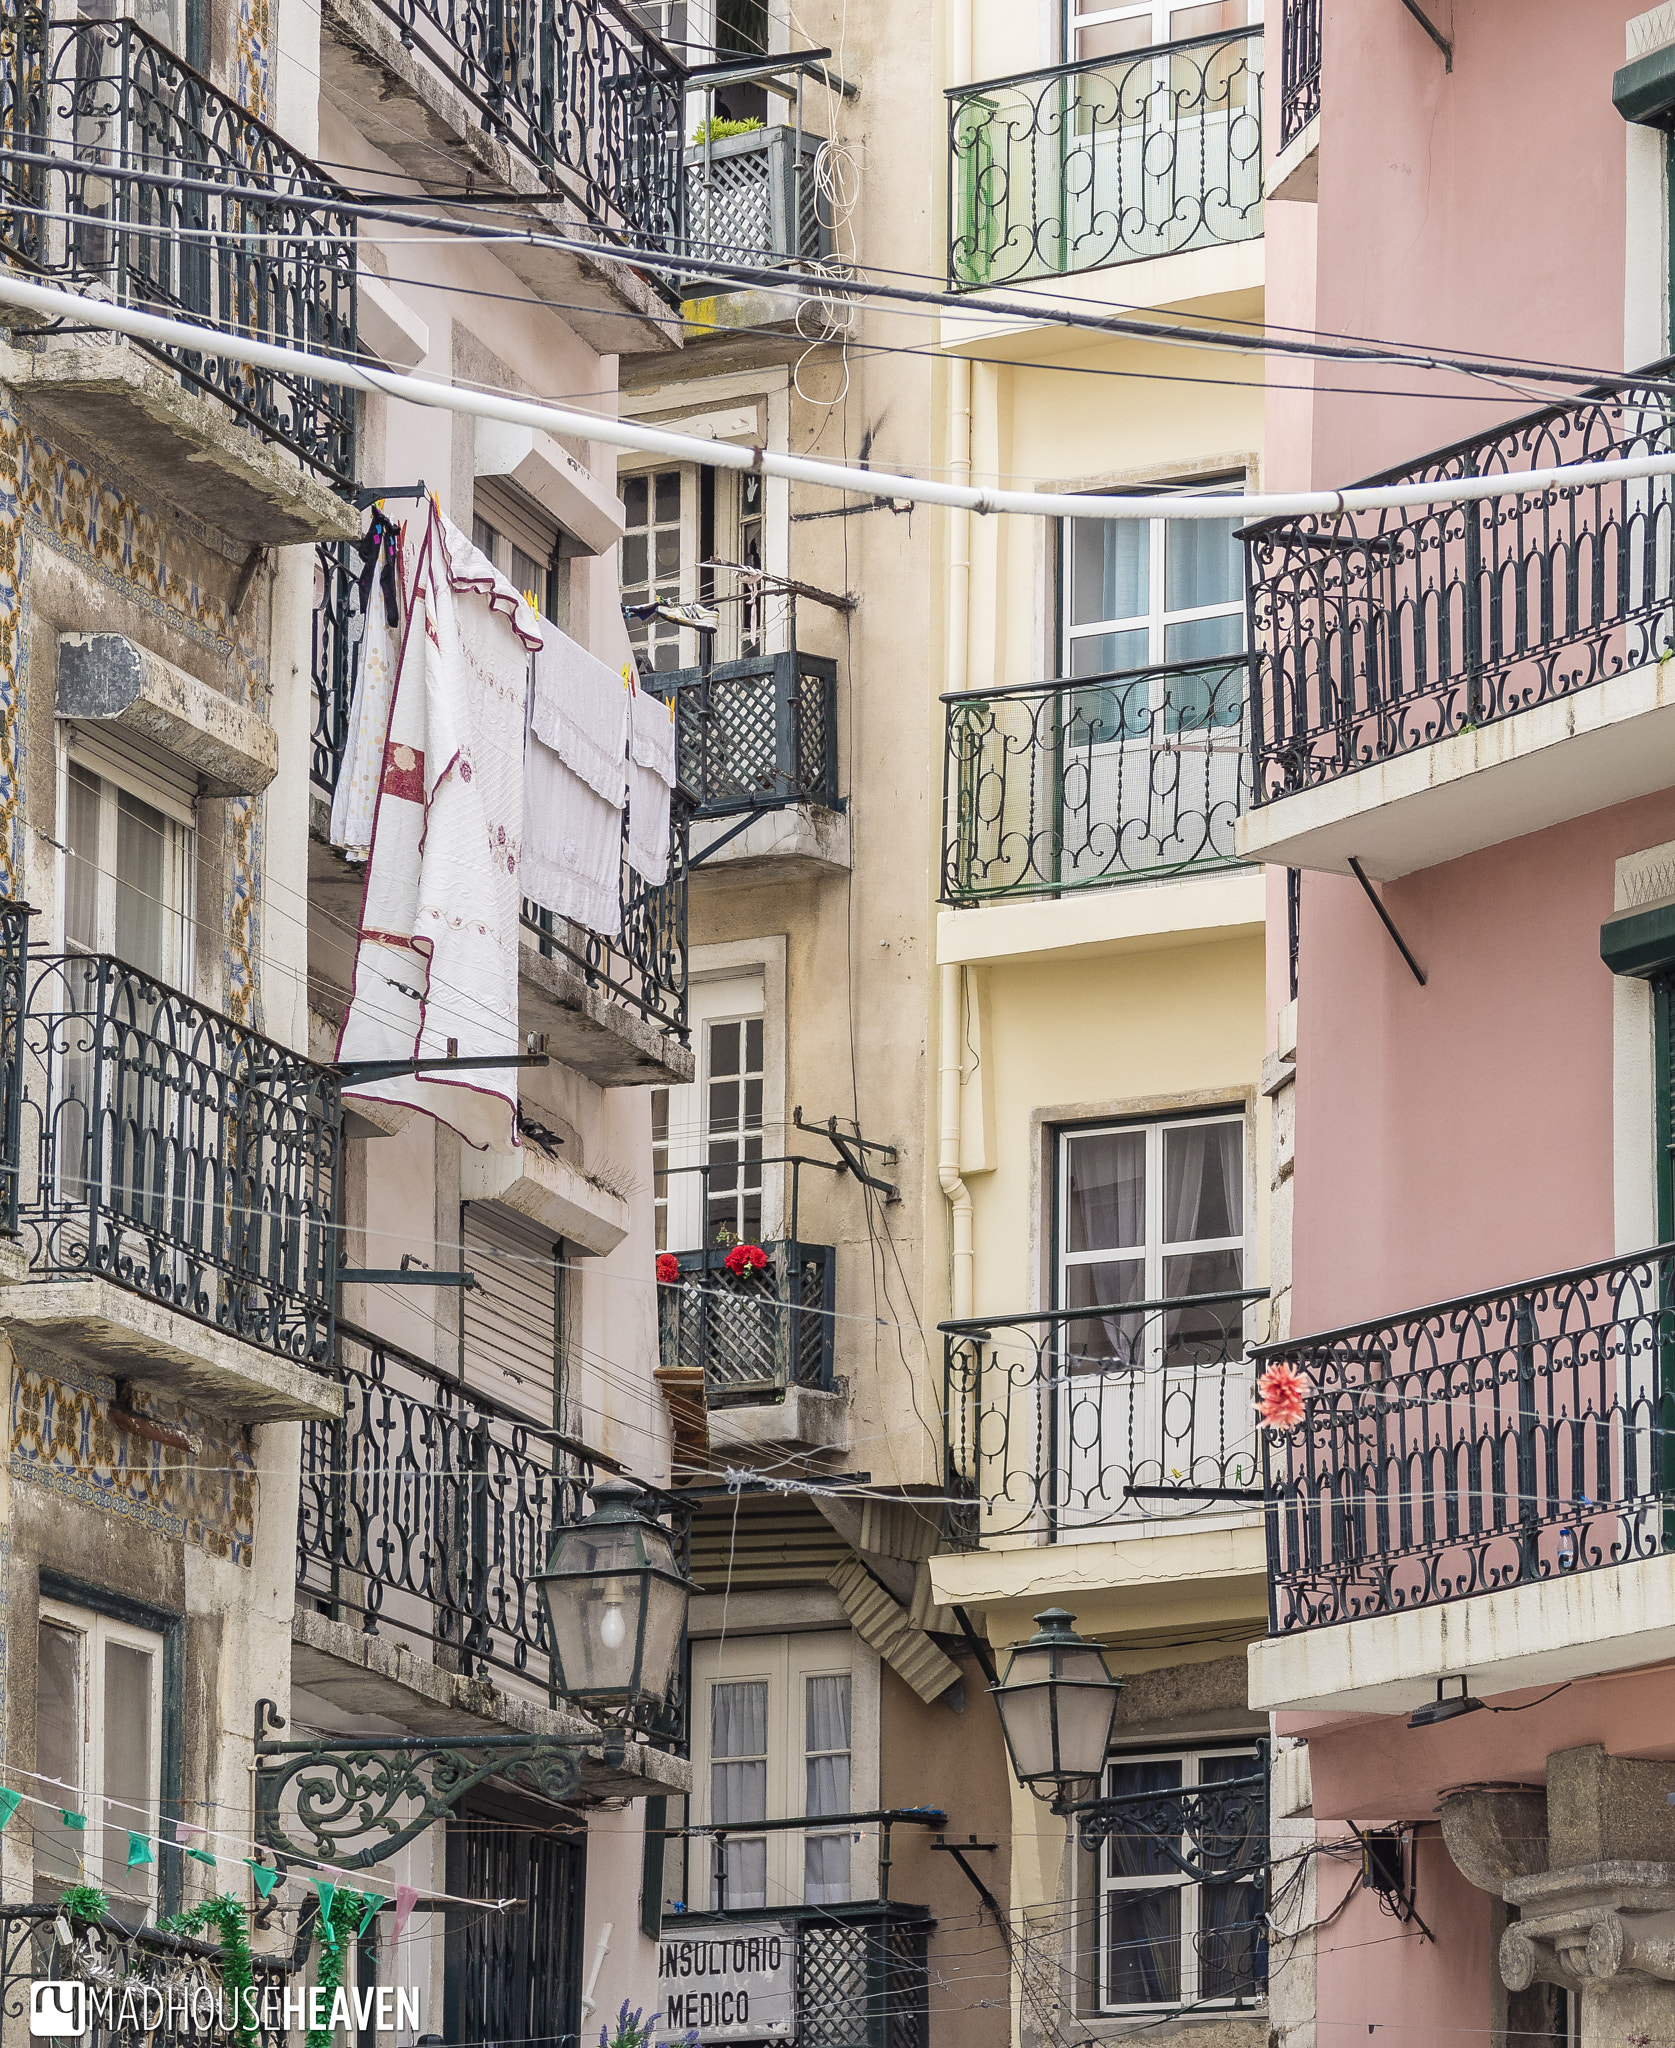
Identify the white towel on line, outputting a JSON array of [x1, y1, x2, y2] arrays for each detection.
[[337, 504, 540, 1154], [627, 685, 677, 887], [330, 549, 401, 863], [531, 616, 629, 804]]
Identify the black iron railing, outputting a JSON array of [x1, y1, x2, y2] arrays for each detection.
[[683, 124, 830, 270], [942, 1291, 1266, 1545], [941, 658, 1252, 904], [0, 1904, 299, 2047], [1246, 366, 1675, 802], [660, 1905, 931, 2048], [16, 952, 341, 1363], [664, 651, 840, 817], [522, 790, 691, 1040], [1278, 0, 1321, 148], [0, 901, 28, 1240], [350, 0, 683, 246], [312, 539, 356, 793], [658, 1239, 835, 1402], [0, 8, 358, 485], [1262, 1245, 1675, 1635], [947, 27, 1263, 289], [298, 1322, 690, 1730]]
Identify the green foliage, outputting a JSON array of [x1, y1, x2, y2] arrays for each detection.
[[160, 1895, 258, 2048], [56, 1885, 111, 1925], [306, 1890, 375, 2048], [690, 116, 763, 145]]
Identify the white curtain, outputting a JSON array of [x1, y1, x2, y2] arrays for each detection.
[[711, 1681, 768, 1909], [804, 1675, 852, 1906], [1164, 1123, 1241, 1245]]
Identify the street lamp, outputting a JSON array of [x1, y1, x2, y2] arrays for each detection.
[[537, 1479, 694, 1722], [991, 1609, 1123, 1808]]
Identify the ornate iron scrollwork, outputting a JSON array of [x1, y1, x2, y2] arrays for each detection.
[[1069, 1767, 1268, 1884], [254, 1735, 589, 1873]]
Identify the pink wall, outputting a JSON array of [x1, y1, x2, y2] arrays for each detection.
[[1309, 0, 1634, 489], [1290, 791, 1675, 1335], [1314, 1830, 1496, 2048]]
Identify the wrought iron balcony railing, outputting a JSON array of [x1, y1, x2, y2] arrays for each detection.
[[0, 901, 28, 1241], [940, 658, 1252, 905], [351, 0, 683, 245], [0, 9, 359, 486], [947, 26, 1264, 290], [1263, 1244, 1675, 1635], [297, 1321, 690, 1736], [16, 951, 340, 1363], [1246, 366, 1675, 802], [683, 124, 830, 272], [942, 1290, 1266, 1546], [0, 1903, 300, 2044], [1278, 0, 1321, 148], [662, 650, 840, 818], [658, 1239, 836, 1403]]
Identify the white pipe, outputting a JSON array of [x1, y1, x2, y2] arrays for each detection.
[[578, 1922, 612, 2021], [11, 272, 1675, 522], [940, 964, 974, 1324]]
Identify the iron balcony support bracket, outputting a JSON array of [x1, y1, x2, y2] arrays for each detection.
[[253, 1730, 608, 1873], [1348, 856, 1427, 987], [1063, 1753, 1268, 1885]]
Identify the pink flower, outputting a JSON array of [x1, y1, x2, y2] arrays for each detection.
[[1257, 1362, 1308, 1430], [656, 1253, 680, 1285], [724, 1242, 769, 1277]]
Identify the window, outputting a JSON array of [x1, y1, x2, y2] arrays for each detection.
[[64, 745, 195, 987], [1061, 501, 1244, 686], [1067, 0, 1249, 61], [651, 975, 766, 1252], [35, 1603, 166, 1915], [623, 468, 690, 672], [1097, 1745, 1263, 2012], [622, 463, 776, 671], [471, 493, 559, 621], [689, 1634, 862, 1912]]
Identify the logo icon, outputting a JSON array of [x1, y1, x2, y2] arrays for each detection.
[[30, 1983, 88, 2037]]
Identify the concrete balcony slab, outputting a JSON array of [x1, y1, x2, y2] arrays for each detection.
[[936, 866, 1265, 966], [291, 1608, 692, 1799], [707, 1386, 847, 1455], [0, 331, 359, 548], [459, 1139, 629, 1257], [691, 805, 851, 886], [1248, 1552, 1675, 1718], [1235, 655, 1675, 881], [0, 1278, 342, 1423], [518, 935, 694, 1089]]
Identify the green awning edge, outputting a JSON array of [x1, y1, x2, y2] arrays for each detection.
[[1601, 899, 1675, 979], [1614, 44, 1675, 128]]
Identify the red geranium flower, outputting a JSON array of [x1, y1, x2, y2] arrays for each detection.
[[723, 1242, 769, 1277], [1256, 1362, 1308, 1430], [656, 1253, 680, 1285]]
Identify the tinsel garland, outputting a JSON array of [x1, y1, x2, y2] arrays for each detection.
[[306, 1889, 373, 2048], [161, 1894, 259, 2048]]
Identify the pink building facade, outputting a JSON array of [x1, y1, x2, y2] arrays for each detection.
[[1248, 4, 1675, 2045]]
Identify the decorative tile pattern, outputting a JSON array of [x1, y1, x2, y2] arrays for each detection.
[[0, 399, 267, 1023], [233, 0, 272, 122], [11, 1356, 257, 1565]]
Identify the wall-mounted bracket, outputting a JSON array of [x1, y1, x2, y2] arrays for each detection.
[[792, 1107, 899, 1200], [1349, 856, 1427, 986], [1399, 0, 1452, 71]]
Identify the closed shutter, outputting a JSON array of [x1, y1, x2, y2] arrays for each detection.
[[461, 1202, 559, 1424], [66, 724, 199, 824], [473, 478, 560, 573]]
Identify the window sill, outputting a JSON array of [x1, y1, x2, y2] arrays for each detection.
[[1073, 2008, 1267, 2044]]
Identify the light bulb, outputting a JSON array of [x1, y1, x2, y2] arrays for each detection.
[[600, 1602, 627, 1650]]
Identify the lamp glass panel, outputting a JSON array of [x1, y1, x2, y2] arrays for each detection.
[[996, 1682, 1058, 1783], [1053, 1681, 1122, 1780], [637, 1571, 688, 1703], [546, 1571, 647, 1696]]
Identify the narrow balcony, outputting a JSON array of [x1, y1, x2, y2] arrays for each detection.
[[0, 14, 360, 544], [294, 1320, 690, 1790], [668, 648, 847, 881], [941, 657, 1253, 903], [941, 1290, 1267, 1548], [1237, 368, 1675, 879], [315, 0, 683, 349], [657, 1239, 839, 1452], [5, 947, 342, 1423], [684, 124, 830, 271], [0, 1901, 298, 2018], [1253, 1244, 1675, 1715], [947, 25, 1264, 291], [1278, 0, 1322, 148]]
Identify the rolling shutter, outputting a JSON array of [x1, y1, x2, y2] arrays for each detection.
[[461, 1202, 560, 1425]]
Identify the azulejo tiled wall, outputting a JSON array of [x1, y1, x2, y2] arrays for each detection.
[[11, 1354, 257, 1565], [0, 400, 266, 1022]]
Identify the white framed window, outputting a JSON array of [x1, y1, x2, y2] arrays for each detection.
[[35, 1602, 166, 1914], [63, 738, 195, 988], [1096, 1743, 1263, 2012], [1058, 1112, 1245, 1366], [1067, 0, 1250, 62], [473, 481, 560, 619], [689, 1633, 864, 1912], [1061, 500, 1245, 684], [622, 463, 777, 671], [652, 973, 766, 1252]]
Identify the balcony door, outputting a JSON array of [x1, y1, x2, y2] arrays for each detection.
[[652, 972, 767, 1256], [1055, 503, 1246, 884], [1054, 1112, 1253, 1530]]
